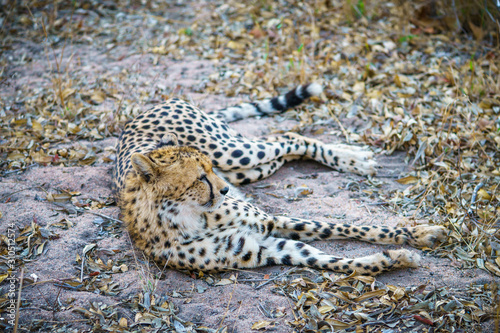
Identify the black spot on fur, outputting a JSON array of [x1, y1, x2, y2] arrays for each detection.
[[320, 228, 332, 239], [306, 257, 318, 266], [242, 252, 252, 261], [266, 258, 276, 266], [294, 223, 305, 231], [295, 242, 305, 249], [231, 150, 243, 158], [281, 255, 292, 265], [240, 157, 250, 166]]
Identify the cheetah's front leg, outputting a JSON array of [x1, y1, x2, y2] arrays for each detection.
[[272, 216, 448, 248], [155, 229, 420, 275], [173, 199, 433, 275], [260, 236, 421, 275]]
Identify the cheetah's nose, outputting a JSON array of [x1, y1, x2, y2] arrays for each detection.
[[220, 187, 229, 195]]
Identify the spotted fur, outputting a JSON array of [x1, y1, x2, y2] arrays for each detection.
[[114, 84, 448, 275]]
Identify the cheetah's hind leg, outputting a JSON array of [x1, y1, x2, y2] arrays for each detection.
[[279, 132, 378, 176]]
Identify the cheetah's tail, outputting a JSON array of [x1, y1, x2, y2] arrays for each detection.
[[209, 83, 323, 123]]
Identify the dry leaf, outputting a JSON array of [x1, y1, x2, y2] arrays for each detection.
[[251, 320, 273, 330], [396, 175, 418, 185], [215, 278, 234, 286], [118, 317, 127, 327], [62, 88, 76, 100], [468, 21, 484, 41], [249, 26, 265, 38], [91, 91, 106, 104], [227, 41, 245, 50]]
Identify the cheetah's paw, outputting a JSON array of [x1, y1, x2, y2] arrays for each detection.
[[359, 249, 421, 275], [381, 249, 421, 271], [325, 144, 377, 176], [408, 226, 449, 248], [384, 249, 421, 269]]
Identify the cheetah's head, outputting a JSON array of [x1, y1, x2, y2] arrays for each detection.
[[130, 136, 229, 212]]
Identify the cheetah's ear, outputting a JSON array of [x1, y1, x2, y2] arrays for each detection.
[[131, 153, 157, 182], [157, 133, 178, 148]]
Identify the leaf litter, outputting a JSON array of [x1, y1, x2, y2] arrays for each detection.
[[275, 270, 498, 331], [0, 0, 499, 331]]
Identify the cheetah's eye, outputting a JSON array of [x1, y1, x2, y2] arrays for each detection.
[[199, 175, 207, 182]]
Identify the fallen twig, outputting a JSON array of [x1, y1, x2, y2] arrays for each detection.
[[467, 181, 484, 216], [0, 185, 45, 203], [255, 267, 297, 290], [77, 207, 124, 224]]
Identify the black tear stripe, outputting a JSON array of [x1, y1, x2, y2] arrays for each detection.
[[202, 178, 214, 207]]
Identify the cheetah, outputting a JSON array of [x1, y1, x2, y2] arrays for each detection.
[[114, 83, 447, 275]]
